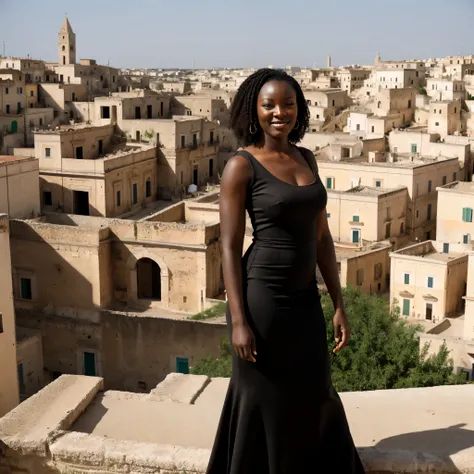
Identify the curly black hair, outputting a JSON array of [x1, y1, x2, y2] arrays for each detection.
[[229, 68, 310, 146]]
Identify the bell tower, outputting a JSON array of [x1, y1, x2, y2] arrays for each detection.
[[58, 17, 76, 65]]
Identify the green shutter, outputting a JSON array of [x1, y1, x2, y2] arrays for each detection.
[[353, 215, 360, 222], [176, 357, 189, 374], [427, 277, 433, 288], [462, 208, 472, 222], [326, 177, 332, 189], [404, 273, 410, 285], [402, 299, 410, 316], [469, 208, 473, 223]]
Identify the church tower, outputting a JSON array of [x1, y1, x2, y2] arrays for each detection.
[[58, 17, 76, 65]]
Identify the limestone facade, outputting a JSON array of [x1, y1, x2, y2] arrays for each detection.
[[0, 214, 19, 416], [0, 156, 40, 219], [436, 181, 474, 249], [34, 125, 158, 217], [327, 185, 408, 246], [428, 100, 462, 136], [318, 155, 461, 241], [390, 240, 468, 322]]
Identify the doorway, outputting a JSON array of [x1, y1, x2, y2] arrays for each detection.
[[73, 191, 89, 216], [425, 303, 433, 321], [137, 258, 161, 300], [176, 357, 189, 374], [193, 165, 198, 185], [83, 352, 96, 376], [135, 106, 141, 119], [147, 104, 152, 118]]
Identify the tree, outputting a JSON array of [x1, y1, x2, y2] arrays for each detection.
[[418, 86, 427, 96], [191, 287, 466, 391]]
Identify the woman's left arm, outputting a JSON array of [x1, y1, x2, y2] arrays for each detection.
[[316, 207, 351, 353]]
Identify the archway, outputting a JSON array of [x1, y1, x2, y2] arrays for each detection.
[[137, 258, 161, 300]]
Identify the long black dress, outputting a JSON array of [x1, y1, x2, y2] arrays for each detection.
[[207, 148, 365, 474]]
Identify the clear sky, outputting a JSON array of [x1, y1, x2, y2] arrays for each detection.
[[1, 0, 473, 69]]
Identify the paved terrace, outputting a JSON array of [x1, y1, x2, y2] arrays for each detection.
[[0, 374, 473, 473]]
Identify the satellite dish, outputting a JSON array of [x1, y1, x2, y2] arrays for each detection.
[[187, 184, 198, 193]]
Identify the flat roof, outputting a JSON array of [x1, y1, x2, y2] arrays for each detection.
[[0, 155, 35, 164], [438, 181, 474, 194]]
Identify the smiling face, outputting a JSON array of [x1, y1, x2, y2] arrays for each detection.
[[256, 80, 298, 141]]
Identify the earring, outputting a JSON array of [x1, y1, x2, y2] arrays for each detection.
[[249, 123, 258, 134], [294, 120, 300, 130]]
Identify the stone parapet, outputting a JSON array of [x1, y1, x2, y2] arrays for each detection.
[[1, 375, 473, 473]]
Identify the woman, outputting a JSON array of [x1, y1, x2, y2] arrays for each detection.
[[207, 69, 365, 474]]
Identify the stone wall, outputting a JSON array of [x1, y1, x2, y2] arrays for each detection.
[[15, 309, 227, 392]]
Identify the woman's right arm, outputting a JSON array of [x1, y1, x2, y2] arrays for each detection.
[[219, 155, 256, 362]]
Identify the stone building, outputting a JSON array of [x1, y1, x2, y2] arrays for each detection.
[[171, 96, 229, 123], [0, 156, 40, 219], [34, 124, 158, 217], [375, 68, 424, 91], [390, 240, 468, 323], [318, 154, 461, 241], [336, 69, 371, 93], [427, 100, 462, 136], [388, 129, 471, 179], [436, 181, 474, 249], [426, 79, 466, 101], [0, 214, 19, 416], [9, 208, 225, 389], [327, 185, 408, 248]]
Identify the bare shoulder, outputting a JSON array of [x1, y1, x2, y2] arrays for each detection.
[[221, 152, 253, 186]]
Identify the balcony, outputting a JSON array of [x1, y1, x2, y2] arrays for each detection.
[[0, 374, 473, 473]]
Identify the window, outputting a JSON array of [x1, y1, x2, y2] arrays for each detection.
[[442, 176, 447, 185], [180, 135, 186, 148], [132, 183, 138, 204], [193, 133, 198, 147], [30, 90, 34, 97], [375, 180, 382, 188], [356, 124, 360, 131], [326, 177, 334, 189], [352, 229, 360, 243], [443, 243, 449, 254], [374, 263, 383, 280], [75, 146, 83, 159], [427, 204, 432, 221], [411, 144, 417, 153], [327, 212, 331, 218], [428, 180, 432, 192], [435, 122, 439, 126], [463, 234, 470, 244], [209, 158, 214, 177], [356, 268, 364, 286], [5, 87, 8, 94], [20, 278, 32, 300], [100, 106, 110, 119], [116, 190, 121, 207], [6, 104, 10, 114], [404, 273, 410, 285], [176, 357, 189, 374], [462, 207, 473, 222], [210, 131, 214, 145], [371, 126, 375, 133], [45, 147, 51, 158], [145, 178, 151, 198], [352, 215, 360, 222], [453, 172, 457, 181], [43, 191, 52, 206], [402, 299, 410, 316], [427, 277, 434, 289]]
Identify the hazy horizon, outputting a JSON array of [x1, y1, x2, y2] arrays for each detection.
[[1, 0, 473, 70]]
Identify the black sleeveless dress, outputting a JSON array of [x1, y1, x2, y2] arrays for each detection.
[[206, 148, 365, 474]]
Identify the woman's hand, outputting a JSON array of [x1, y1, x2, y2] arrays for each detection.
[[333, 308, 350, 353], [232, 322, 257, 362]]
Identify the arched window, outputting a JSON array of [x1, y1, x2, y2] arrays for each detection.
[[62, 45, 65, 51], [377, 101, 382, 108]]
